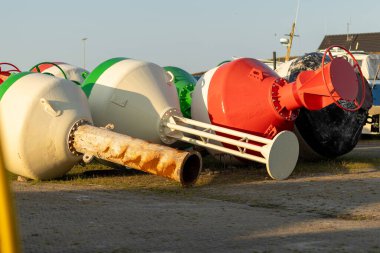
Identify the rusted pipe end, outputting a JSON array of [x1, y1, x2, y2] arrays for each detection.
[[180, 151, 202, 187]]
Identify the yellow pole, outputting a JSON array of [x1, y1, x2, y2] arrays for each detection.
[[0, 145, 21, 253]]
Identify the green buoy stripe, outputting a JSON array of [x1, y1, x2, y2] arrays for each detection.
[[163, 66, 196, 119], [81, 57, 127, 97], [0, 72, 32, 101]]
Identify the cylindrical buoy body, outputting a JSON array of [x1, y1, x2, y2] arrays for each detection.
[[73, 124, 201, 186], [0, 73, 93, 179], [31, 62, 89, 84], [192, 58, 294, 140], [191, 60, 295, 161], [82, 58, 181, 144]]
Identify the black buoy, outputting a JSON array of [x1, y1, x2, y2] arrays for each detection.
[[280, 52, 373, 159]]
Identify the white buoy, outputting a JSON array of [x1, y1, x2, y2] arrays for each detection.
[[31, 62, 89, 84], [82, 58, 300, 180], [0, 73, 92, 179], [0, 72, 202, 186]]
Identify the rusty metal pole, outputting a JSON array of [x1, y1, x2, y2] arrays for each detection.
[[71, 124, 202, 187]]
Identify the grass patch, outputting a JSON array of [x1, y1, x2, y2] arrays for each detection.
[[293, 157, 380, 177], [48, 160, 269, 193], [307, 210, 378, 221], [10, 151, 380, 193]]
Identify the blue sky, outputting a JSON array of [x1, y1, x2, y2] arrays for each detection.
[[2, 0, 379, 72]]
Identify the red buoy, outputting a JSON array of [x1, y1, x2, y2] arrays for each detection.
[[192, 46, 365, 159]]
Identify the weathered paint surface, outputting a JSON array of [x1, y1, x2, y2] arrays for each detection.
[[73, 125, 201, 186]]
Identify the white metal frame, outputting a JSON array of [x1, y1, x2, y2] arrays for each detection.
[[163, 115, 299, 180]]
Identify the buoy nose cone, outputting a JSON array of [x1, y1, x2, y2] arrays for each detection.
[[329, 57, 359, 101]]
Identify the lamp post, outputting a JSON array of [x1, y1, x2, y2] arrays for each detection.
[[82, 38, 88, 69]]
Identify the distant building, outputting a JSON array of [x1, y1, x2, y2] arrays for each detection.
[[318, 32, 380, 54]]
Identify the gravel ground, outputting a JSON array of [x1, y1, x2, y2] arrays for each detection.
[[11, 141, 380, 253]]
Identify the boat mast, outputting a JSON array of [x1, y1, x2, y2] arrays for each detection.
[[285, 0, 300, 61]]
